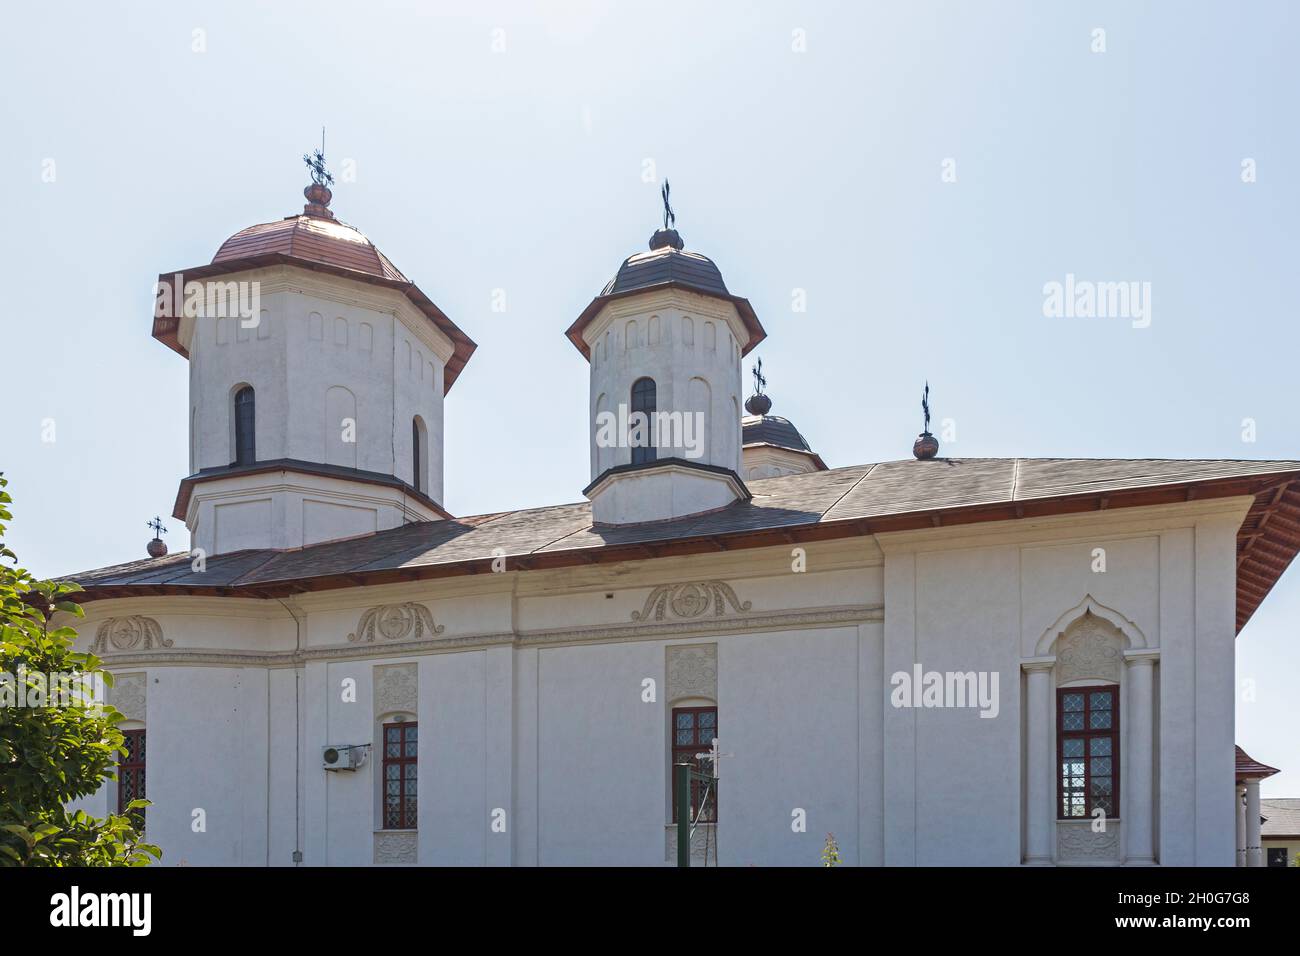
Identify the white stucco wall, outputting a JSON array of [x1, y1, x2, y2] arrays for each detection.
[[65, 498, 1250, 867]]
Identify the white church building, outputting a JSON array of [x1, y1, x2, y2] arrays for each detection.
[[61, 168, 1300, 867]]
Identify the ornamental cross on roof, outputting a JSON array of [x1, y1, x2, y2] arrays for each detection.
[[147, 516, 168, 539], [303, 128, 334, 187], [921, 381, 932, 435], [752, 357, 767, 396], [661, 179, 675, 231]]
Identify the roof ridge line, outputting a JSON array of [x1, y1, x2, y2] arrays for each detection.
[[228, 548, 296, 588], [822, 462, 880, 519]]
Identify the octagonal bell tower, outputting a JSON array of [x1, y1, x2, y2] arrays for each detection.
[[152, 161, 476, 555], [566, 189, 765, 525]]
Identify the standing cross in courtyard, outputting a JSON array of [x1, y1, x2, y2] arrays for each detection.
[[695, 737, 732, 780]]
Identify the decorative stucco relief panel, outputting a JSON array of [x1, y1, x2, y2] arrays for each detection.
[[632, 581, 751, 623], [1056, 821, 1120, 864], [666, 644, 718, 703], [112, 672, 147, 723], [91, 616, 172, 654], [374, 663, 418, 716], [1056, 616, 1123, 684], [348, 603, 444, 643], [374, 830, 417, 865]]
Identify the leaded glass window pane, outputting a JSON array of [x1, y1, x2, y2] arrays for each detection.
[[1057, 686, 1118, 822]]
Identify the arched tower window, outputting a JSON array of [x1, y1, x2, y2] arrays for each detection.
[[412, 416, 428, 493], [631, 377, 657, 466], [234, 386, 256, 466]]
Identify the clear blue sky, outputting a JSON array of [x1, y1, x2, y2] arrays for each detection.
[[1, 1, 1297, 794]]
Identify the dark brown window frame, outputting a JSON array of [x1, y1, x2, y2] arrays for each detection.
[[671, 705, 718, 824], [381, 720, 418, 830], [117, 728, 146, 822], [1057, 684, 1120, 820]]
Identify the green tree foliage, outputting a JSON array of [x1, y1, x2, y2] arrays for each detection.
[[821, 832, 841, 867], [0, 475, 159, 865]]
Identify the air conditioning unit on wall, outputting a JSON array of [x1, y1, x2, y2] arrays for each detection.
[[322, 744, 369, 771]]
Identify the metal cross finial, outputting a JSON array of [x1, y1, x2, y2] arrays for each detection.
[[752, 357, 767, 396], [921, 381, 932, 434], [303, 127, 334, 187], [695, 737, 732, 780], [661, 179, 675, 231], [147, 516, 168, 539]]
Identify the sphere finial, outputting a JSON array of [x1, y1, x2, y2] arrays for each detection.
[[648, 178, 684, 249], [146, 516, 169, 558], [913, 381, 939, 459], [744, 358, 772, 415], [302, 128, 336, 219]]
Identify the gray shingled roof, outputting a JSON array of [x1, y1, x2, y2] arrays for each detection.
[[63, 459, 1300, 609], [1262, 799, 1300, 837]]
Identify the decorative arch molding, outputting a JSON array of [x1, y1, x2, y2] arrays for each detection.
[[1033, 594, 1148, 657]]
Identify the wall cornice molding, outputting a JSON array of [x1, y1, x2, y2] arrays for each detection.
[[582, 287, 743, 350], [193, 264, 455, 362], [91, 604, 882, 668], [88, 540, 879, 616]]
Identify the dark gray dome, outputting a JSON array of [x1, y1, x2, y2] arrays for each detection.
[[601, 245, 730, 299], [742, 415, 814, 453], [566, 230, 766, 360]]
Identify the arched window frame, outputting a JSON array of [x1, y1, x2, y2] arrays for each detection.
[[670, 700, 718, 824], [630, 377, 657, 466], [233, 385, 256, 466], [412, 416, 428, 493], [1057, 684, 1119, 819], [378, 714, 418, 831]]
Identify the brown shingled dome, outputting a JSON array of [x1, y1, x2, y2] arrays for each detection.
[[152, 177, 478, 393], [212, 215, 409, 282]]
